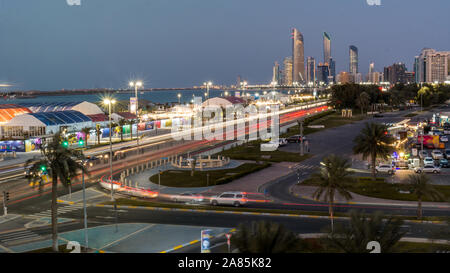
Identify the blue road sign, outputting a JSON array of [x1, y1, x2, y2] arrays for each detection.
[[201, 229, 212, 253]]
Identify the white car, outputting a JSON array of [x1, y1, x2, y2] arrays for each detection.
[[431, 150, 444, 160], [415, 165, 441, 174], [210, 192, 248, 207], [171, 193, 204, 203], [440, 135, 448, 143], [418, 151, 428, 159], [423, 157, 435, 165], [375, 164, 396, 174]]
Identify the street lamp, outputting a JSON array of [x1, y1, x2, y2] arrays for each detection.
[[178, 93, 181, 104], [103, 98, 116, 201], [203, 81, 213, 100], [129, 81, 143, 146]]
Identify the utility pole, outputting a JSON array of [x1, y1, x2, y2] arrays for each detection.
[[299, 121, 304, 156], [2, 191, 8, 216]]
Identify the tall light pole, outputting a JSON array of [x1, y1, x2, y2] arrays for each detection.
[[178, 93, 181, 104], [81, 160, 88, 252], [104, 98, 116, 201], [129, 81, 143, 146], [203, 81, 212, 100]]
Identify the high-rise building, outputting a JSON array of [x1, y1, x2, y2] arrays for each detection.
[[417, 48, 450, 83], [337, 71, 353, 84], [414, 56, 420, 83], [369, 62, 375, 74], [272, 62, 281, 85], [405, 72, 415, 84], [349, 45, 359, 75], [328, 57, 336, 83], [384, 63, 408, 84], [323, 32, 331, 64], [283, 57, 293, 86], [292, 28, 305, 84], [306, 57, 316, 86], [317, 63, 330, 85], [237, 75, 242, 88]]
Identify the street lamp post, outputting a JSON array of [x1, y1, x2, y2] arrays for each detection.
[[81, 160, 88, 252], [129, 81, 143, 147], [178, 93, 181, 104], [104, 98, 116, 201], [203, 81, 212, 100]]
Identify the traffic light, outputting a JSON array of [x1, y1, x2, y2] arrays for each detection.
[[78, 139, 85, 146], [3, 191, 9, 202], [40, 165, 47, 172], [62, 140, 69, 148]]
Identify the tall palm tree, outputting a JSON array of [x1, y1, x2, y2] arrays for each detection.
[[311, 154, 354, 232], [232, 221, 304, 253], [407, 173, 444, 219], [80, 127, 92, 148], [324, 210, 406, 253], [25, 133, 87, 252], [118, 119, 127, 142], [353, 122, 395, 179], [127, 119, 136, 141]]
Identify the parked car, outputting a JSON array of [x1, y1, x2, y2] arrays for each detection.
[[431, 150, 444, 160], [445, 150, 450, 159], [171, 193, 204, 203], [374, 113, 384, 118], [210, 192, 248, 207], [423, 157, 435, 166], [375, 164, 396, 174], [440, 135, 448, 143], [414, 165, 441, 174], [286, 135, 305, 143], [418, 150, 428, 159], [439, 158, 449, 168], [278, 138, 288, 147]]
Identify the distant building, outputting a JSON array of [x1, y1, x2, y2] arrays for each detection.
[[416, 48, 450, 83], [323, 32, 331, 64], [306, 57, 316, 86], [337, 71, 353, 84], [349, 45, 359, 75], [384, 63, 408, 84], [283, 57, 293, 86], [317, 63, 330, 85], [272, 62, 281, 85], [292, 28, 305, 84], [328, 57, 336, 83]]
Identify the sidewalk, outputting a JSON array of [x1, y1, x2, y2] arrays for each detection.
[[292, 185, 450, 208]]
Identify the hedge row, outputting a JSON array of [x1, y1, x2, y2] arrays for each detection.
[[215, 163, 272, 185]]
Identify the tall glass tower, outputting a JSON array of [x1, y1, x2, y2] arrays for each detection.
[[292, 28, 305, 84], [349, 45, 359, 75], [323, 32, 331, 64]]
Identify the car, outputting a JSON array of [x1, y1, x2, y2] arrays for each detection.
[[375, 164, 396, 174], [418, 150, 428, 159], [440, 135, 448, 143], [374, 113, 384, 118], [423, 157, 435, 166], [445, 150, 450, 159], [415, 165, 441, 174], [439, 158, 449, 168], [431, 150, 444, 160], [171, 193, 204, 203], [278, 138, 288, 147], [286, 135, 305, 143], [210, 192, 248, 207]]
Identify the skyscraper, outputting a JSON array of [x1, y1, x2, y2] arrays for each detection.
[[349, 45, 359, 75], [323, 32, 331, 64], [283, 57, 293, 86], [306, 57, 316, 86], [292, 28, 305, 84], [417, 48, 450, 83], [328, 57, 336, 83], [317, 63, 330, 85], [383, 63, 407, 84], [272, 61, 281, 85]]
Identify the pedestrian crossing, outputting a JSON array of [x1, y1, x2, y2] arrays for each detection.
[[29, 204, 86, 219], [291, 164, 317, 170], [0, 229, 42, 245]]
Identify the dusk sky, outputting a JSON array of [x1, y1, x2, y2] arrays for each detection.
[[0, 0, 449, 91]]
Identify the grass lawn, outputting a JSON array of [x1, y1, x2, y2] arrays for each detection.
[[218, 141, 312, 162], [148, 163, 271, 187], [282, 111, 368, 138], [301, 176, 450, 202]]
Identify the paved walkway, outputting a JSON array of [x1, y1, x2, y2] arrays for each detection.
[[292, 185, 450, 208]]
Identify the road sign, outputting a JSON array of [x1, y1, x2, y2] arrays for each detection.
[[201, 229, 212, 253], [225, 233, 232, 253]]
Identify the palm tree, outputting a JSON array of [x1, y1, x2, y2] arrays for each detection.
[[356, 92, 370, 115], [190, 157, 197, 177], [118, 119, 127, 142], [232, 221, 304, 253], [353, 122, 395, 179], [25, 133, 87, 252], [80, 127, 92, 148], [324, 210, 406, 253], [95, 124, 102, 145], [127, 119, 136, 140], [407, 173, 444, 220], [311, 154, 354, 232]]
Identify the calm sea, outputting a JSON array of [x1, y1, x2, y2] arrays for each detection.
[[1, 89, 289, 105]]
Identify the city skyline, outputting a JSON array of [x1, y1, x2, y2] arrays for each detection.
[[0, 0, 449, 90]]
